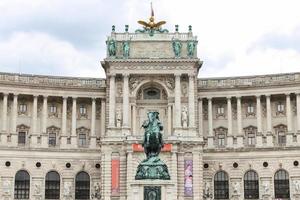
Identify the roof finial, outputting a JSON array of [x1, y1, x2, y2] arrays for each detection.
[[151, 2, 154, 17]]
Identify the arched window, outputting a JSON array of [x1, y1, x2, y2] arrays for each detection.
[[45, 171, 60, 199], [143, 87, 161, 99], [214, 171, 229, 199], [274, 169, 290, 198], [75, 171, 90, 199], [14, 170, 30, 199], [244, 170, 259, 199]]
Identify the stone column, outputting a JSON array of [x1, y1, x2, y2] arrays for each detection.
[[236, 96, 244, 148], [132, 103, 137, 136], [296, 93, 300, 144], [103, 151, 112, 200], [1, 93, 8, 144], [188, 74, 195, 129], [171, 151, 178, 199], [207, 97, 214, 148], [90, 98, 97, 148], [31, 95, 38, 146], [71, 97, 77, 147], [126, 151, 133, 199], [41, 95, 48, 147], [286, 93, 293, 146], [198, 98, 203, 140], [174, 73, 181, 130], [256, 95, 263, 147], [11, 93, 18, 146], [101, 99, 106, 136], [168, 103, 172, 136], [108, 74, 116, 128], [266, 95, 273, 147], [193, 149, 202, 200], [61, 96, 68, 147], [122, 74, 129, 128], [227, 97, 233, 148], [177, 152, 184, 199]]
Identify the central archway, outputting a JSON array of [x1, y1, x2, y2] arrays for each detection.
[[133, 81, 171, 136]]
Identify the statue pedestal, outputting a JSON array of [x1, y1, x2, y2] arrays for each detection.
[[231, 194, 241, 200], [130, 180, 176, 200], [135, 156, 170, 180], [262, 194, 272, 200]]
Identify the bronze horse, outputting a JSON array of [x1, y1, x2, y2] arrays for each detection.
[[142, 112, 164, 159]]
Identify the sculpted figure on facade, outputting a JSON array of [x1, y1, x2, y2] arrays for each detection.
[[34, 183, 41, 195], [122, 41, 130, 58], [182, 106, 188, 128], [232, 181, 241, 195], [262, 181, 270, 195], [172, 38, 182, 58], [107, 39, 116, 57], [187, 40, 197, 58], [91, 182, 101, 199], [203, 182, 212, 200], [116, 106, 122, 127], [63, 182, 72, 198], [2, 180, 11, 196], [294, 180, 300, 193]]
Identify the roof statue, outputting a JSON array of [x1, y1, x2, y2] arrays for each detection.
[[136, 3, 169, 36]]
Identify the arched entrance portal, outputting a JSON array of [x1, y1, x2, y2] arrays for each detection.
[[133, 82, 171, 137]]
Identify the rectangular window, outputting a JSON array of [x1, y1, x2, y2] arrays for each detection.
[[19, 104, 27, 113], [79, 105, 87, 115], [48, 132, 56, 146], [278, 132, 286, 146], [218, 134, 225, 147], [247, 104, 254, 113], [49, 105, 57, 113], [247, 133, 256, 146], [79, 133, 87, 146], [18, 132, 26, 144], [217, 107, 224, 115], [277, 102, 285, 112]]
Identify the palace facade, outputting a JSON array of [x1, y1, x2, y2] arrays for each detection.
[[0, 24, 300, 200]]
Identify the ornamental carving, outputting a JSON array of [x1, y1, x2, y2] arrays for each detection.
[[129, 76, 144, 91]]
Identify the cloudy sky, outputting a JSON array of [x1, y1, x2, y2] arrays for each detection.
[[0, 0, 300, 78]]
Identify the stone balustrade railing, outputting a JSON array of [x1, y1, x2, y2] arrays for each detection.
[[0, 72, 106, 89], [198, 72, 300, 89], [111, 32, 197, 41]]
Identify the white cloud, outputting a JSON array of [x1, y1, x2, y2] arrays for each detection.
[[0, 31, 105, 77], [0, 0, 300, 78], [216, 48, 300, 77]]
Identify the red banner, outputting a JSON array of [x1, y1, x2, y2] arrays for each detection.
[[111, 159, 120, 196], [132, 143, 172, 152]]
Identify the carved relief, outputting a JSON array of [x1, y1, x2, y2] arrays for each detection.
[[231, 181, 241, 195], [116, 83, 123, 97], [232, 104, 237, 119], [96, 104, 101, 120], [181, 82, 188, 97], [63, 182, 72, 198], [203, 105, 208, 120], [116, 106, 122, 128], [165, 77, 174, 90]]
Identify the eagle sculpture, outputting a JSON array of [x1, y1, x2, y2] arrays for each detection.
[[137, 3, 166, 30]]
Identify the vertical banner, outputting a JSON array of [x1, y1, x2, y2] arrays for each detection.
[[184, 160, 193, 196], [111, 159, 120, 196]]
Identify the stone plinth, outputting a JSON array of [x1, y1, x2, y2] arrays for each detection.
[[130, 180, 176, 200]]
